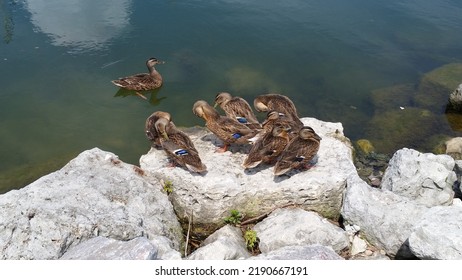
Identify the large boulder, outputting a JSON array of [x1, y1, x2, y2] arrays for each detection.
[[408, 206, 462, 259], [381, 148, 456, 207], [253, 208, 349, 254], [0, 148, 183, 260], [186, 225, 250, 260], [249, 245, 343, 260], [59, 236, 158, 260], [342, 174, 429, 258], [140, 118, 355, 235]]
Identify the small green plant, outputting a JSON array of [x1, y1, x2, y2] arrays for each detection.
[[162, 179, 173, 194], [224, 209, 242, 225], [244, 229, 259, 251]]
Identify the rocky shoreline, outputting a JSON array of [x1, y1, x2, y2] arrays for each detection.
[[1, 117, 461, 260]]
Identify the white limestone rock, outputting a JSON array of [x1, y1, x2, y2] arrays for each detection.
[[381, 148, 456, 207], [60, 236, 157, 260], [350, 235, 368, 256], [342, 174, 430, 258], [0, 148, 183, 260], [186, 225, 250, 260], [408, 206, 462, 259], [249, 245, 343, 260], [140, 118, 354, 233], [253, 208, 349, 254]]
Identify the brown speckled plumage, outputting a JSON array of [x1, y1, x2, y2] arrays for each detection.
[[214, 92, 261, 129], [193, 100, 258, 152], [155, 117, 207, 173], [274, 126, 321, 176], [112, 57, 164, 91]]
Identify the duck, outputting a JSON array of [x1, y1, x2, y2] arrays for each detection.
[[242, 124, 291, 169], [214, 92, 261, 129], [254, 93, 304, 128], [154, 117, 207, 173], [273, 126, 322, 176], [261, 110, 303, 139], [111, 57, 164, 99], [193, 100, 258, 152], [145, 111, 172, 148]]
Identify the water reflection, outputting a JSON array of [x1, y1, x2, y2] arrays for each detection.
[[114, 88, 167, 106], [23, 0, 132, 52]]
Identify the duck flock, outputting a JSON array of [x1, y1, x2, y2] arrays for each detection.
[[112, 58, 322, 176]]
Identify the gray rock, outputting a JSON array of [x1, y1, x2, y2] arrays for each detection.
[[381, 148, 456, 207], [446, 138, 462, 160], [253, 208, 349, 254], [342, 174, 429, 258], [350, 235, 368, 256], [449, 83, 462, 111], [0, 148, 183, 260], [140, 118, 354, 234], [408, 206, 462, 259], [249, 245, 343, 260], [60, 236, 157, 260], [455, 160, 462, 197], [186, 225, 250, 260]]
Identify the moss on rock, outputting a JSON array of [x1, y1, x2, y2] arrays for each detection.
[[370, 83, 415, 113], [364, 107, 442, 154], [415, 63, 462, 112]]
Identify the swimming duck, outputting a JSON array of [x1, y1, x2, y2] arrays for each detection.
[[111, 57, 164, 99], [155, 117, 207, 173], [254, 93, 304, 128], [242, 124, 291, 169], [193, 100, 258, 152], [273, 126, 322, 176], [145, 111, 172, 148], [214, 92, 261, 129]]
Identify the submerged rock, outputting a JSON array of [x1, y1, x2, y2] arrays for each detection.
[[370, 83, 415, 113], [364, 107, 443, 154], [140, 118, 355, 235], [0, 148, 183, 260], [416, 63, 462, 112]]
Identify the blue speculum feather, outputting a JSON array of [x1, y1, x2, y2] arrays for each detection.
[[236, 117, 248, 124], [174, 149, 188, 156], [232, 133, 242, 139]]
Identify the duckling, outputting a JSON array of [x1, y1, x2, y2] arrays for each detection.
[[254, 93, 304, 128], [111, 57, 164, 99], [273, 126, 322, 176], [193, 100, 258, 152], [155, 118, 207, 173], [214, 92, 261, 129], [242, 124, 291, 169], [145, 111, 172, 148]]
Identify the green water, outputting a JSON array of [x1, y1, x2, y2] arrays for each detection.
[[1, 0, 462, 193]]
